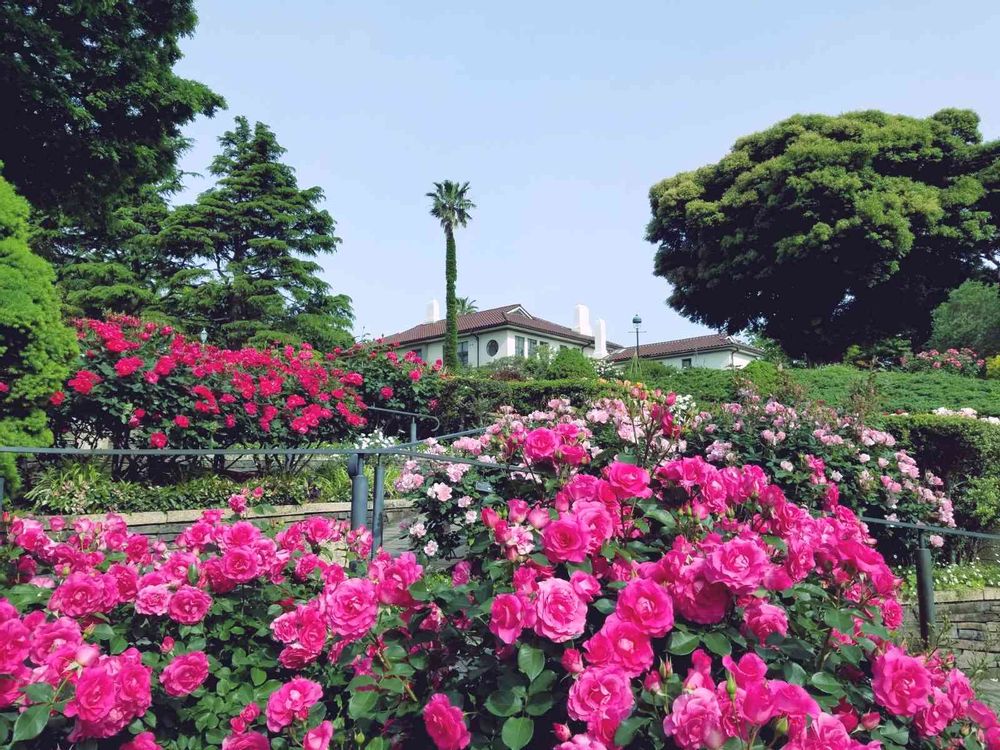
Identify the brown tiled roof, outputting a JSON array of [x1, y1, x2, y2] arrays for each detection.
[[606, 333, 763, 362], [382, 304, 596, 347]]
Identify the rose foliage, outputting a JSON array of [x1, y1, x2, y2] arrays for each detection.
[[0, 387, 997, 750]]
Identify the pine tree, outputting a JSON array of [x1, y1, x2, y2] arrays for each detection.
[[161, 117, 353, 349]]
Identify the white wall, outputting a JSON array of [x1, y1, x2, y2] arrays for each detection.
[[398, 327, 593, 368], [651, 349, 758, 370]]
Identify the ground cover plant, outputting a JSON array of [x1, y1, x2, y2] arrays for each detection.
[[1, 387, 998, 750]]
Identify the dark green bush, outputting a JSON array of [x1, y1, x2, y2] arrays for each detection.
[[545, 347, 597, 379]]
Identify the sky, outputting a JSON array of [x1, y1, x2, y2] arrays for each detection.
[[173, 0, 1000, 345]]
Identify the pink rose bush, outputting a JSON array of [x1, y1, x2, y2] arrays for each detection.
[[0, 385, 996, 750], [902, 348, 986, 377]]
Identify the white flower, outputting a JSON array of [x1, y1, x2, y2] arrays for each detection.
[[464, 510, 477, 524], [779, 460, 794, 472], [408, 522, 427, 538], [423, 540, 439, 556]]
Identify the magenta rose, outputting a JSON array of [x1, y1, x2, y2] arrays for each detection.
[[743, 599, 788, 643], [220, 546, 260, 584], [265, 677, 323, 732], [662, 687, 724, 750], [67, 664, 115, 722], [567, 665, 634, 723], [705, 537, 770, 594], [872, 646, 932, 716], [423, 693, 471, 750], [160, 651, 209, 696], [616, 578, 674, 637], [135, 584, 172, 616], [222, 732, 270, 750], [304, 720, 334, 750], [534, 578, 587, 643], [671, 559, 730, 625], [323, 578, 378, 639], [489, 593, 531, 644], [542, 515, 592, 564], [167, 585, 213, 625], [605, 462, 652, 500], [522, 428, 559, 463], [583, 615, 653, 676], [121, 732, 162, 750]]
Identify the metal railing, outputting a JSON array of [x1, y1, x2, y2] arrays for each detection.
[[365, 406, 441, 444], [861, 516, 1000, 646]]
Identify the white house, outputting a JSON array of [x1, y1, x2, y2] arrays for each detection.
[[605, 333, 763, 370], [382, 302, 614, 367]]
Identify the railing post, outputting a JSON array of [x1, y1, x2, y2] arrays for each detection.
[[410, 417, 417, 444], [372, 457, 385, 555], [0, 476, 5, 515], [916, 535, 935, 646], [347, 453, 368, 532]]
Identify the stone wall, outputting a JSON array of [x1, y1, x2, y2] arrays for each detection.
[[904, 589, 1000, 676]]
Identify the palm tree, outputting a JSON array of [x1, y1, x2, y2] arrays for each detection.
[[456, 296, 478, 316], [427, 181, 475, 369]]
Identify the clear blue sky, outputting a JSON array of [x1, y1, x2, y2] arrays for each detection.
[[173, 1, 1000, 345]]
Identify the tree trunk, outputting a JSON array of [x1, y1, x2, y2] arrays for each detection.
[[444, 224, 459, 369]]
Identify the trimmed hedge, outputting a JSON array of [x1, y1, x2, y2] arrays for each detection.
[[879, 414, 1000, 530]]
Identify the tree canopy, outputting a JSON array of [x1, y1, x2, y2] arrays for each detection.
[[646, 109, 1000, 361], [0, 0, 224, 226], [160, 117, 353, 350], [927, 279, 1000, 356]]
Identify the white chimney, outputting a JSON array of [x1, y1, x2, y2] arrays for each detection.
[[573, 304, 593, 336], [593, 319, 608, 358], [426, 299, 441, 323]]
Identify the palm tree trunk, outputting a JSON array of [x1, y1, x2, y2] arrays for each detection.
[[444, 224, 458, 369]]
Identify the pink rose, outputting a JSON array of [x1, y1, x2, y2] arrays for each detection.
[[671, 559, 730, 625], [135, 584, 173, 616], [490, 593, 531, 644], [534, 578, 587, 643], [160, 651, 209, 696], [743, 599, 788, 643], [220, 546, 261, 583], [787, 712, 853, 750], [555, 736, 609, 750], [567, 666, 634, 723], [662, 687, 724, 750], [605, 462, 652, 499], [616, 578, 674, 637], [451, 561, 472, 587], [50, 572, 107, 617], [304, 720, 334, 750], [168, 585, 213, 625], [121, 731, 162, 750], [222, 732, 270, 750], [522, 428, 559, 462], [423, 693, 471, 750], [266, 677, 323, 732], [915, 690, 955, 737], [872, 646, 931, 716], [542, 515, 592, 564], [68, 664, 115, 721], [323, 578, 378, 639], [705, 537, 770, 594], [373, 551, 423, 606], [570, 571, 601, 601], [583, 615, 653, 676]]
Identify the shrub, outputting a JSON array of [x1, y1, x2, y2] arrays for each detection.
[[987, 355, 1000, 380], [927, 279, 1000, 357], [880, 414, 1000, 530], [4, 387, 1000, 749], [546, 348, 597, 379], [901, 348, 985, 377], [0, 176, 77, 491]]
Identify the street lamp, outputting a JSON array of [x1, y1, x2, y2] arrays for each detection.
[[630, 314, 644, 379]]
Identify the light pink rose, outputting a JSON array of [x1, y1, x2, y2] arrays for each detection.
[[535, 578, 587, 643]]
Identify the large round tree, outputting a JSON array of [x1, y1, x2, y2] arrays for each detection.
[[646, 109, 1000, 362]]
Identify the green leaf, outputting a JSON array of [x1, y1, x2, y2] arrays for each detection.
[[348, 690, 379, 719], [12, 704, 49, 743], [20, 683, 54, 703], [525, 692, 554, 716], [250, 668, 267, 687], [823, 609, 855, 633], [501, 717, 534, 750], [592, 598, 615, 615], [517, 644, 544, 682], [90, 624, 114, 641], [668, 631, 699, 655], [614, 717, 650, 747], [485, 689, 522, 717], [702, 632, 732, 656], [809, 672, 843, 695], [782, 661, 807, 685]]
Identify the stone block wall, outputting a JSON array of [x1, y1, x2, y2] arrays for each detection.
[[903, 589, 1000, 676]]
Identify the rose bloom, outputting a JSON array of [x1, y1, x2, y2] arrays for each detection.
[[168, 585, 213, 625], [915, 690, 955, 737], [304, 720, 334, 750], [121, 731, 161, 750], [522, 427, 560, 462], [220, 546, 261, 583], [265, 677, 323, 732], [135, 584, 173, 616], [605, 462, 652, 499], [872, 646, 932, 716], [149, 431, 168, 449], [160, 651, 210, 696], [743, 599, 788, 643], [616, 578, 674, 637], [567, 666, 634, 723], [423, 693, 471, 750], [323, 578, 378, 639], [671, 559, 730, 625], [490, 593, 531, 644], [705, 537, 770, 594], [534, 578, 587, 643], [50, 572, 109, 617], [583, 615, 653, 676], [542, 515, 592, 564], [68, 664, 115, 721], [222, 731, 270, 750], [663, 687, 725, 750]]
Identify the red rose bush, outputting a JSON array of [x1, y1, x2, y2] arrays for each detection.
[[0, 386, 997, 750]]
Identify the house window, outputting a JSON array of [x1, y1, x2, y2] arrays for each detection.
[[458, 341, 469, 366], [486, 339, 499, 356], [681, 357, 692, 369], [528, 339, 538, 357], [515, 336, 526, 357], [411, 347, 423, 360]]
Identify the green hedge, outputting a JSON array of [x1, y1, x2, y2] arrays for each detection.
[[879, 414, 1000, 530]]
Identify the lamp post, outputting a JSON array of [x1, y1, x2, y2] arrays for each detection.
[[199, 328, 208, 345], [630, 314, 643, 380]]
